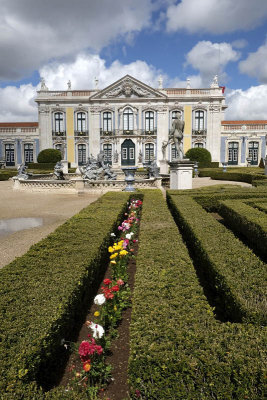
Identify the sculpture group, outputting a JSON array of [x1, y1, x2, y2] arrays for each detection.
[[80, 152, 117, 180]]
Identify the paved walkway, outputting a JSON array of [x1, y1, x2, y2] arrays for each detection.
[[0, 181, 100, 268]]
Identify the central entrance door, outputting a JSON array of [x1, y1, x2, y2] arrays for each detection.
[[121, 139, 135, 166]]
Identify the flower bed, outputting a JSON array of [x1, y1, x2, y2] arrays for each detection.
[[129, 189, 266, 399], [0, 192, 131, 397], [167, 193, 266, 325]]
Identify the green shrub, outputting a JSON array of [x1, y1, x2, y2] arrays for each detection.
[[167, 193, 267, 325], [199, 169, 267, 184], [129, 190, 266, 399], [185, 147, 212, 167], [218, 199, 267, 260], [28, 163, 57, 170], [0, 170, 17, 180], [0, 192, 130, 397], [253, 179, 267, 187], [37, 149, 62, 164]]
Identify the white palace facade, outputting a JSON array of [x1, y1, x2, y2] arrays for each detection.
[[0, 75, 266, 169]]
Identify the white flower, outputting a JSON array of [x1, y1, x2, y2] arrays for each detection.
[[88, 322, 105, 338], [94, 294, 106, 305], [110, 233, 116, 237], [125, 232, 134, 240]]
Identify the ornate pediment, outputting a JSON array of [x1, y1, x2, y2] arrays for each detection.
[[90, 75, 167, 100]]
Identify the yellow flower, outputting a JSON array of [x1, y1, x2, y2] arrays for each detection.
[[108, 246, 114, 253], [110, 260, 116, 264], [114, 305, 117, 311], [110, 252, 118, 260], [120, 250, 128, 256], [114, 244, 122, 251], [94, 311, 100, 317]]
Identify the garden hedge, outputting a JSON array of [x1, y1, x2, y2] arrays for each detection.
[[37, 149, 61, 163], [0, 192, 130, 398], [252, 201, 267, 213], [0, 170, 17, 181], [167, 194, 267, 325], [199, 169, 267, 184], [218, 198, 267, 261], [129, 190, 266, 399]]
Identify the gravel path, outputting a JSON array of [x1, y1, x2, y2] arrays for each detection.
[[0, 181, 100, 269]]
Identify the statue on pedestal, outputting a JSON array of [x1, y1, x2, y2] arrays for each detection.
[[53, 161, 65, 180], [170, 113, 184, 160], [16, 163, 31, 180]]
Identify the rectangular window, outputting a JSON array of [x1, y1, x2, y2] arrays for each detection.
[[122, 148, 127, 159], [103, 112, 112, 131], [129, 148, 135, 159]]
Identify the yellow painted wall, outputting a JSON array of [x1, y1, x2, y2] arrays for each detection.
[[184, 105, 192, 153], [66, 108, 75, 163]]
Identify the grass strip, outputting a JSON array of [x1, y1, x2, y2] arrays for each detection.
[[129, 189, 266, 399], [167, 193, 267, 325], [0, 192, 130, 397]]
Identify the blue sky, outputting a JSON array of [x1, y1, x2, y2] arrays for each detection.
[[1, 0, 267, 121]]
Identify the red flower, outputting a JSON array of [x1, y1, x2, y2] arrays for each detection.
[[103, 278, 112, 285], [111, 285, 119, 292]]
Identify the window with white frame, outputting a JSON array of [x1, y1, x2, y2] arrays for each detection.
[[103, 112, 112, 132], [77, 112, 86, 132], [171, 144, 178, 160], [194, 110, 204, 130], [24, 143, 33, 163], [145, 111, 154, 132], [145, 143, 154, 161], [54, 112, 64, 132], [78, 144, 86, 165], [123, 107, 133, 131], [228, 142, 239, 165]]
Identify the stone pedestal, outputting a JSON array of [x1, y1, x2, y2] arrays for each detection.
[[61, 160, 68, 174], [169, 159, 194, 190], [159, 159, 169, 175], [75, 178, 85, 194], [122, 166, 137, 192]]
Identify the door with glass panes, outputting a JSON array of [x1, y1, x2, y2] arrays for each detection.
[[248, 141, 259, 165], [5, 144, 15, 166], [121, 139, 135, 166], [78, 144, 86, 165], [228, 142, 238, 165]]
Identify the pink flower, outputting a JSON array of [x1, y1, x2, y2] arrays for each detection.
[[117, 279, 124, 286]]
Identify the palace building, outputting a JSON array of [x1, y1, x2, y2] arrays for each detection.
[[0, 74, 266, 169]]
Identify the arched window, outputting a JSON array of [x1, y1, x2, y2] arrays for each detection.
[[194, 142, 204, 148], [145, 111, 154, 133], [103, 144, 112, 164], [195, 110, 204, 130], [145, 143, 154, 162], [248, 141, 259, 165], [24, 143, 33, 164], [103, 112, 112, 132], [123, 108, 133, 132], [54, 112, 64, 132], [77, 112, 86, 132], [228, 142, 239, 165]]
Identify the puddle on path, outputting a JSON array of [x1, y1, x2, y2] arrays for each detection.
[[0, 218, 43, 237]]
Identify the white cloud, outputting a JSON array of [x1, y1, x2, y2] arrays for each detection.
[[166, 0, 267, 34], [225, 85, 267, 120], [0, 0, 154, 80], [0, 84, 37, 121], [39, 54, 163, 90], [239, 41, 267, 83], [231, 39, 248, 49], [185, 41, 240, 87]]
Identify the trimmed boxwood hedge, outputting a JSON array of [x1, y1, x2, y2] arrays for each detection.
[[0, 170, 17, 181], [167, 193, 267, 325], [129, 190, 266, 399], [0, 192, 130, 398], [218, 198, 267, 261], [199, 169, 267, 184], [253, 201, 267, 213]]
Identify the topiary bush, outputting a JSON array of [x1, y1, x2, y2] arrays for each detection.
[[185, 147, 212, 167], [37, 148, 62, 164]]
